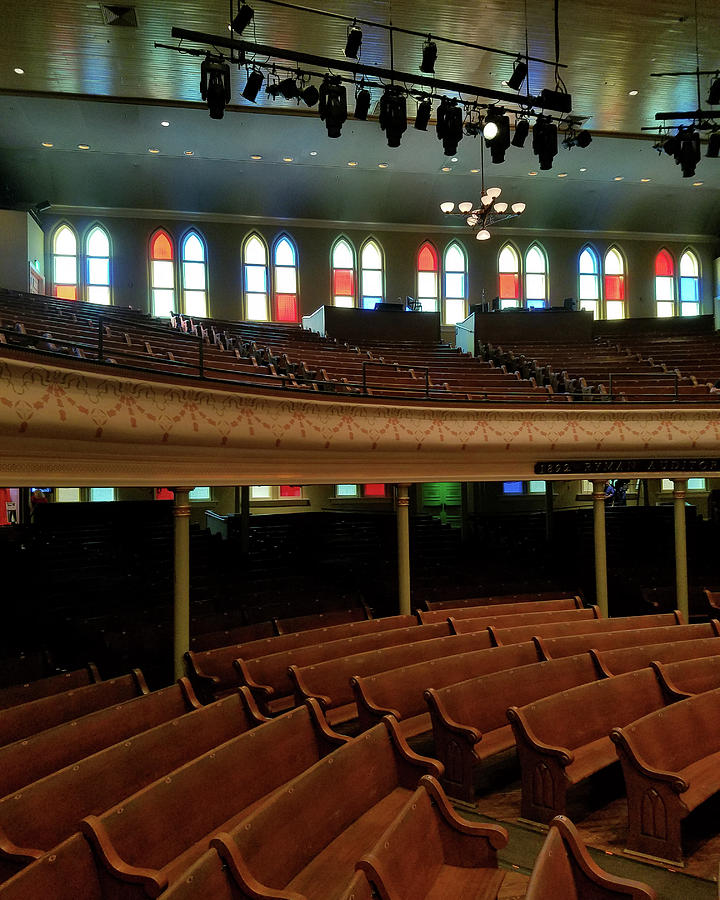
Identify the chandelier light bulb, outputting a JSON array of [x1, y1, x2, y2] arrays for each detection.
[[483, 121, 498, 140], [494, 201, 508, 213], [466, 215, 478, 226], [486, 186, 502, 198], [476, 229, 491, 241], [481, 194, 491, 206], [458, 201, 474, 213], [440, 201, 455, 213], [511, 202, 526, 213]]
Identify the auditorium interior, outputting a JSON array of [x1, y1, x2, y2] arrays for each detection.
[[1, 0, 720, 897]]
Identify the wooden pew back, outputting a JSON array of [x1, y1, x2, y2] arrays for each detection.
[[425, 591, 580, 611], [538, 622, 719, 659], [593, 636, 720, 675], [161, 848, 244, 900], [274, 605, 371, 634], [0, 834, 103, 900], [418, 596, 581, 624], [449, 607, 598, 635], [0, 665, 100, 712], [652, 654, 720, 695], [490, 612, 681, 646]]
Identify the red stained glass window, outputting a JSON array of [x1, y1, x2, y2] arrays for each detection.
[[280, 485, 302, 498], [418, 243, 438, 271], [334, 269, 354, 296], [363, 484, 386, 497], [152, 231, 173, 260], [155, 488, 174, 500], [604, 275, 625, 301], [54, 285, 77, 301], [499, 273, 519, 299], [655, 249, 674, 277], [275, 294, 298, 322]]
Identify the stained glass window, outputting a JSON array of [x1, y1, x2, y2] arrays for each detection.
[[150, 229, 175, 318], [273, 236, 298, 322], [498, 244, 520, 309], [525, 244, 547, 310], [655, 249, 675, 318], [332, 238, 355, 308], [679, 250, 700, 317], [443, 242, 467, 325], [85, 226, 111, 305], [578, 246, 600, 318], [52, 225, 78, 301], [181, 231, 208, 318], [604, 247, 625, 319], [360, 240, 384, 310], [417, 241, 439, 313], [336, 484, 359, 497], [244, 234, 269, 321], [363, 484, 386, 497]]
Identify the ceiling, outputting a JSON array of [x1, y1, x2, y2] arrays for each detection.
[[1, 0, 720, 235]]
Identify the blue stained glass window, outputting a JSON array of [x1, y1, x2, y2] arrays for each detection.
[[362, 297, 382, 309], [680, 277, 698, 303], [503, 481, 523, 494]]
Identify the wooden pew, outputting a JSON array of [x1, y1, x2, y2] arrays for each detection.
[[610, 687, 720, 863], [0, 688, 264, 882], [592, 636, 720, 676], [0, 678, 200, 800], [0, 834, 104, 900], [357, 775, 507, 899], [274, 604, 372, 634], [235, 623, 451, 716], [448, 606, 599, 635], [538, 622, 720, 659], [507, 668, 688, 824], [209, 718, 442, 900], [418, 596, 582, 623], [651, 654, 720, 695], [0, 664, 101, 711], [353, 641, 543, 740], [190, 621, 275, 653], [525, 815, 657, 900], [289, 631, 494, 730], [485, 612, 682, 645], [426, 653, 605, 803], [81, 700, 349, 898], [0, 670, 149, 749], [424, 591, 581, 611], [186, 614, 417, 702]]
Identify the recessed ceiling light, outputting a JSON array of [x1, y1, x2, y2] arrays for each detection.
[[13, 67, 24, 75], [250, 154, 263, 160], [282, 156, 294, 162], [184, 150, 194, 156], [161, 120, 170, 127], [41, 141, 53, 148], [348, 161, 358, 166], [501, 80, 508, 86], [614, 176, 624, 181], [558, 172, 568, 177], [528, 171, 538, 176], [628, 90, 638, 96], [470, 168, 480, 174], [77, 144, 90, 150], [441, 166, 452, 172], [309, 151, 318, 156], [693, 181, 703, 186], [148, 148, 160, 154], [378, 163, 388, 168], [640, 177, 651, 182], [451, 157, 458, 162], [579, 167, 587, 172]]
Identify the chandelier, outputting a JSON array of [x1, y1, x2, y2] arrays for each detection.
[[439, 133, 526, 239]]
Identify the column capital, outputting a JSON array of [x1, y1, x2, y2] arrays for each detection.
[[672, 478, 688, 500], [172, 487, 193, 517], [591, 480, 607, 502]]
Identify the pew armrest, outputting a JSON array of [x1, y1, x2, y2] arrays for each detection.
[[306, 697, 353, 750], [211, 834, 307, 900], [0, 827, 43, 867], [234, 658, 274, 701], [610, 729, 689, 794], [424, 689, 482, 746], [383, 715, 444, 786], [507, 708, 574, 767], [421, 776, 508, 851], [80, 817, 168, 898]]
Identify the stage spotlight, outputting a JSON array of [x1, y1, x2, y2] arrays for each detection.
[[420, 38, 438, 74], [200, 55, 231, 119], [436, 96, 463, 156], [319, 75, 347, 138], [379, 86, 407, 148], [532, 115, 558, 170], [232, 1, 254, 34], [511, 117, 529, 148], [414, 97, 432, 131], [345, 24, 362, 59], [354, 87, 371, 120], [484, 109, 510, 163], [301, 84, 320, 107], [242, 69, 264, 103], [507, 57, 528, 91], [576, 129, 592, 148], [663, 134, 679, 157], [679, 129, 701, 177], [277, 77, 299, 100], [708, 77, 720, 106], [707, 131, 720, 158]]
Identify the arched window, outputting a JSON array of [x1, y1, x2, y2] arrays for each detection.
[[417, 241, 439, 312], [360, 240, 384, 310], [181, 231, 208, 318], [679, 250, 700, 317], [525, 244, 547, 310], [85, 225, 111, 305], [52, 225, 78, 300], [150, 229, 176, 318], [243, 234, 269, 321], [578, 246, 600, 318], [331, 238, 356, 308], [655, 249, 675, 318], [443, 242, 467, 325], [498, 244, 520, 309], [604, 247, 625, 319], [273, 235, 299, 322]]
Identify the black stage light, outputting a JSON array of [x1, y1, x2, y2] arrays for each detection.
[[420, 38, 438, 74], [663, 134, 679, 156], [232, 1, 254, 34], [511, 117, 530, 148], [242, 69, 264, 103], [436, 96, 463, 155], [707, 131, 720, 158], [533, 115, 558, 170], [540, 88, 572, 114], [319, 75, 347, 138], [345, 25, 362, 59], [277, 77, 299, 100], [576, 129, 592, 148], [679, 129, 701, 177], [200, 55, 231, 119], [507, 57, 528, 91], [379, 86, 407, 148], [708, 77, 720, 106], [486, 111, 510, 163], [354, 87, 371, 120], [414, 97, 432, 131], [301, 84, 320, 108]]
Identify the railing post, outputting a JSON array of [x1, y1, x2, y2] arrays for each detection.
[[98, 317, 104, 362], [608, 373, 613, 401], [425, 367, 429, 397], [362, 362, 367, 394], [674, 372, 679, 401], [198, 333, 204, 378]]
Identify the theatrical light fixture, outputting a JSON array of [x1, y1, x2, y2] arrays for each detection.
[[242, 69, 264, 102], [484, 109, 510, 163], [679, 128, 701, 177], [532, 115, 558, 170], [379, 85, 407, 148], [414, 97, 432, 131], [420, 37, 438, 74], [232, 1, 254, 34], [707, 131, 720, 158], [436, 96, 463, 156], [319, 75, 347, 138], [354, 86, 372, 120], [301, 84, 320, 107], [507, 57, 528, 91], [576, 130, 592, 148], [200, 54, 231, 119], [345, 24, 362, 59], [277, 77, 299, 99], [562, 126, 593, 150], [708, 76, 720, 106], [511, 117, 530, 148]]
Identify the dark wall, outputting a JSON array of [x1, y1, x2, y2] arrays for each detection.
[[41, 213, 720, 323]]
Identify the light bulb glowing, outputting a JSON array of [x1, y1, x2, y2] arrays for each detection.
[[486, 186, 502, 198], [481, 194, 491, 206], [494, 201, 508, 213], [440, 201, 455, 213], [466, 215, 478, 226], [511, 202, 526, 213], [458, 201, 474, 213], [476, 229, 491, 241], [483, 121, 498, 140]]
